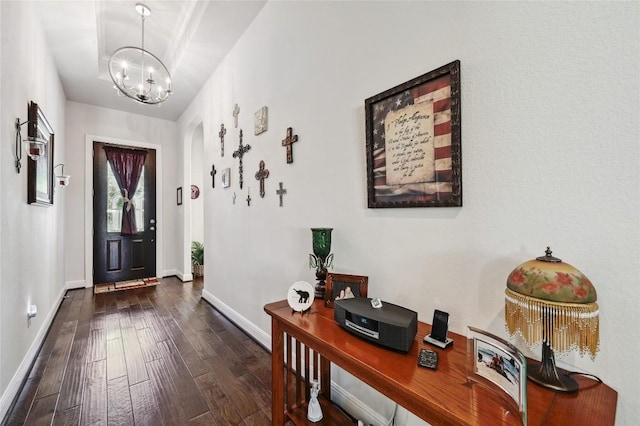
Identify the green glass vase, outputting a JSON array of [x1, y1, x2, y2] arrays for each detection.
[[309, 228, 334, 299]]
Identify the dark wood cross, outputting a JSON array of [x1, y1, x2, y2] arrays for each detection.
[[246, 189, 251, 206], [276, 182, 287, 207], [233, 104, 240, 128], [254, 160, 270, 198], [281, 127, 299, 164], [218, 124, 226, 157], [232, 129, 251, 189], [210, 164, 217, 188]]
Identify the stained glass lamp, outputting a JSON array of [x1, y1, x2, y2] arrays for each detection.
[[505, 247, 599, 392]]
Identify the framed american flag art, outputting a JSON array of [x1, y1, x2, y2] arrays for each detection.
[[365, 60, 461, 208]]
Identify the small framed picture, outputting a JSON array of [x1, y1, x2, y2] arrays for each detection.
[[254, 106, 268, 135], [222, 167, 231, 188], [467, 326, 527, 425], [325, 273, 368, 308], [176, 187, 183, 205]]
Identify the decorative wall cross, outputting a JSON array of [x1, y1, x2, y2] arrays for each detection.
[[232, 129, 251, 189], [246, 187, 251, 206], [210, 164, 217, 188], [276, 182, 287, 207], [218, 124, 226, 157], [281, 127, 299, 164], [233, 104, 240, 128], [254, 160, 270, 198]]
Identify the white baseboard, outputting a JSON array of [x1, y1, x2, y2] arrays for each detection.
[[201, 289, 271, 350], [332, 382, 391, 425], [65, 280, 86, 290], [176, 271, 193, 282], [0, 285, 67, 422]]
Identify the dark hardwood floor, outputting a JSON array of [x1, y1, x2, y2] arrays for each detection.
[[3, 277, 273, 425]]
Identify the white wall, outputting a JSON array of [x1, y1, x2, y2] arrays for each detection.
[[0, 1, 67, 418], [64, 101, 180, 285], [178, 2, 639, 424], [190, 124, 205, 248]]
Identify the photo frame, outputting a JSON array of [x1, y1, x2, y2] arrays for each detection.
[[325, 273, 368, 308], [27, 101, 55, 206], [177, 187, 183, 205], [222, 167, 231, 188], [365, 60, 461, 208], [467, 326, 527, 424], [254, 106, 268, 135]]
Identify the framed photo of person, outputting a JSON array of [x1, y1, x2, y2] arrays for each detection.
[[324, 273, 368, 308], [467, 326, 527, 425]]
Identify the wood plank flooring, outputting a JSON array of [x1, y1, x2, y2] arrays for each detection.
[[3, 277, 273, 426]]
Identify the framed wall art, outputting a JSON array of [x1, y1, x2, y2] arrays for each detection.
[[466, 326, 527, 425], [222, 167, 231, 188], [325, 273, 368, 308], [177, 187, 183, 205], [365, 60, 461, 208], [254, 106, 268, 135], [27, 101, 55, 206]]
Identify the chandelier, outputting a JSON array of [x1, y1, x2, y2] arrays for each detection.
[[108, 3, 172, 105]]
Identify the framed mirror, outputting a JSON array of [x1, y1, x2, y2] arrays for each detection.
[[27, 101, 55, 206]]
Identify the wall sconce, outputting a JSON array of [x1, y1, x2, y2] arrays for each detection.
[[14, 117, 47, 173], [54, 164, 70, 187]]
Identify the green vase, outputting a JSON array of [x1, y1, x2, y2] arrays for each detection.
[[310, 228, 334, 299]]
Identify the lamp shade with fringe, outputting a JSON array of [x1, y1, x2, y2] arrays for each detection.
[[505, 247, 599, 392]]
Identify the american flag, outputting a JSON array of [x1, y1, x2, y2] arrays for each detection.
[[369, 73, 455, 204]]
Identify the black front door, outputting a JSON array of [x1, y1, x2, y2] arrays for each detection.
[[93, 141, 157, 284]]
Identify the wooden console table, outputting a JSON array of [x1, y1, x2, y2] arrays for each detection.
[[265, 299, 617, 425]]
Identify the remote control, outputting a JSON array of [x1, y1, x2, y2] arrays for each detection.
[[417, 348, 438, 370]]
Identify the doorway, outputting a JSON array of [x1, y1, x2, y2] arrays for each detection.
[[92, 141, 157, 284], [190, 124, 205, 277]]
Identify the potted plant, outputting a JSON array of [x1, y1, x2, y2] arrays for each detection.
[[191, 241, 204, 277]]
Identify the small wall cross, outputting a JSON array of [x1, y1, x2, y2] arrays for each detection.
[[246, 188, 252, 206], [281, 127, 299, 164], [232, 129, 251, 189], [210, 164, 217, 188], [218, 124, 226, 157], [276, 182, 287, 207], [254, 160, 270, 198], [233, 104, 240, 128]]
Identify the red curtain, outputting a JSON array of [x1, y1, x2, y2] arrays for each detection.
[[104, 146, 147, 235]]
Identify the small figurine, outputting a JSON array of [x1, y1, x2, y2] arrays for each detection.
[[307, 380, 323, 422]]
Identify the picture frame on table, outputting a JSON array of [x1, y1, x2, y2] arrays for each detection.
[[27, 101, 55, 206], [365, 60, 461, 208], [325, 273, 368, 308], [466, 326, 527, 425], [177, 187, 183, 205]]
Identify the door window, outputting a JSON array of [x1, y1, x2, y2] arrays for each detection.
[[106, 166, 145, 233]]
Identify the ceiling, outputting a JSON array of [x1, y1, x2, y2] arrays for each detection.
[[35, 0, 267, 121]]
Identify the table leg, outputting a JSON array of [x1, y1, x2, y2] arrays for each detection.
[[271, 318, 285, 425]]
